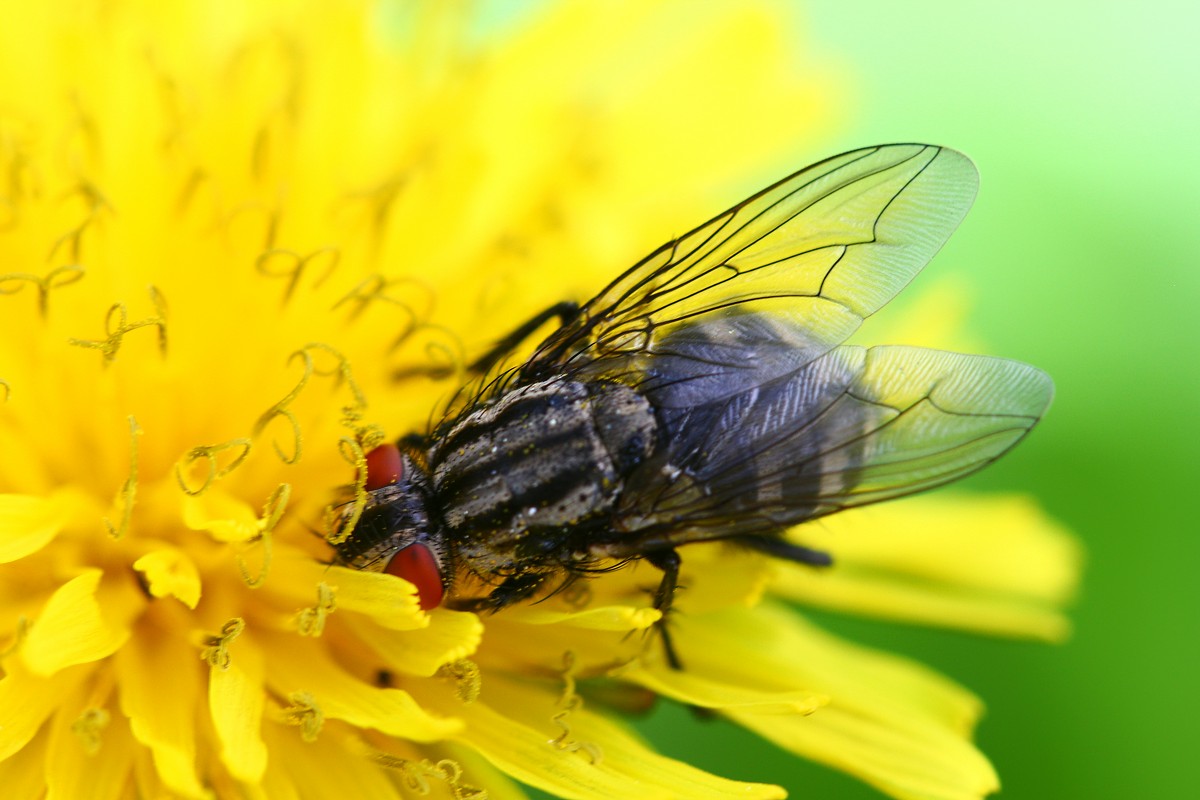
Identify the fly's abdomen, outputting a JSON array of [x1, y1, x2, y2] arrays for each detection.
[[430, 379, 657, 571]]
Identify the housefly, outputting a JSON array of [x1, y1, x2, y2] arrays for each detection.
[[330, 144, 1053, 667]]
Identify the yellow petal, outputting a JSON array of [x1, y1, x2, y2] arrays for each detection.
[[44, 681, 138, 800], [22, 569, 141, 676], [254, 550, 431, 633], [0, 714, 49, 799], [674, 604, 996, 799], [133, 547, 202, 609], [454, 674, 785, 800], [580, 546, 769, 615], [0, 660, 88, 761], [256, 734, 304, 800], [0, 492, 71, 563], [685, 604, 982, 731], [731, 708, 997, 800], [208, 630, 268, 782], [261, 630, 462, 742], [776, 568, 1072, 641], [474, 593, 691, 678], [482, 615, 647, 675], [115, 620, 206, 799], [479, 601, 661, 678], [672, 542, 773, 614], [613, 658, 825, 715], [776, 493, 1081, 640], [503, 603, 660, 631], [443, 741, 532, 800], [324, 565, 430, 631], [346, 608, 482, 677], [259, 724, 402, 800], [181, 489, 260, 543]]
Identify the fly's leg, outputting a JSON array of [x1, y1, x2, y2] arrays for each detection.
[[646, 549, 685, 670], [468, 300, 580, 375], [735, 534, 833, 566]]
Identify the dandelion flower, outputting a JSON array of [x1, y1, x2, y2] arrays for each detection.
[[0, 2, 1077, 799]]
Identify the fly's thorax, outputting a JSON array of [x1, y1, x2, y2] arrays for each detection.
[[428, 378, 658, 574]]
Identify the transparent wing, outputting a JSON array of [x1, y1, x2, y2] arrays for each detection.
[[615, 345, 1053, 543], [523, 144, 979, 396]]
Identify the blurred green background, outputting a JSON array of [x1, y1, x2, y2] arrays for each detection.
[[629, 2, 1198, 798]]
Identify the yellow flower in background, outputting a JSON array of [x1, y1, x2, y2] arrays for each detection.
[[0, 2, 1078, 800]]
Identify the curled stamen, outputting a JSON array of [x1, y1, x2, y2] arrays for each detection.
[[200, 618, 245, 670], [104, 416, 142, 540], [389, 322, 467, 383], [174, 438, 252, 496], [70, 708, 110, 755], [236, 528, 273, 589], [332, 273, 433, 328], [0, 379, 9, 402], [255, 406, 303, 465], [336, 411, 391, 539], [367, 754, 486, 800], [236, 483, 289, 588], [549, 651, 602, 764], [47, 178, 110, 266], [69, 286, 168, 362], [325, 436, 368, 546], [0, 135, 30, 231], [147, 284, 168, 351], [550, 714, 603, 765], [430, 760, 488, 800], [341, 407, 385, 454], [550, 712, 603, 765], [255, 246, 340, 303], [0, 265, 86, 316], [422, 335, 466, 382], [365, 749, 409, 771], [336, 173, 411, 244], [558, 651, 581, 709], [280, 691, 324, 743], [302, 342, 366, 408], [58, 174, 112, 217], [436, 659, 481, 704], [222, 202, 279, 254], [253, 350, 312, 465], [295, 582, 336, 637], [174, 167, 208, 215], [48, 227, 87, 271], [358, 425, 386, 453], [259, 482, 290, 533], [253, 343, 366, 464]]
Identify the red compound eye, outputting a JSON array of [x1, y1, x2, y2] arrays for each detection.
[[384, 544, 445, 610], [364, 443, 403, 490]]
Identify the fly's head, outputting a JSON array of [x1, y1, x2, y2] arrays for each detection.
[[332, 445, 448, 610]]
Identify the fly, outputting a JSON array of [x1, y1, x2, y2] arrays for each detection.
[[329, 143, 1053, 668]]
